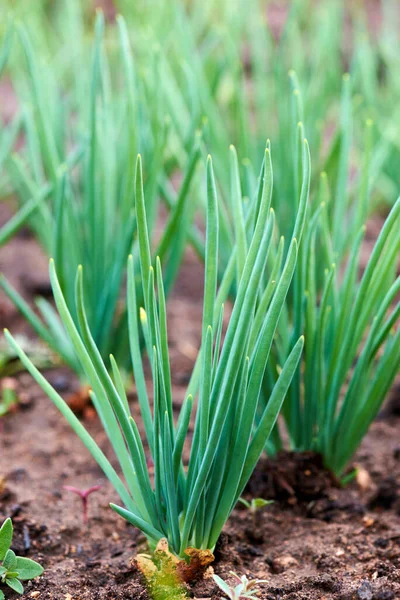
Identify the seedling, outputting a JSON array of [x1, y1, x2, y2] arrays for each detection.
[[0, 518, 43, 599], [63, 485, 102, 525], [5, 145, 307, 558], [238, 498, 272, 515], [213, 571, 268, 600]]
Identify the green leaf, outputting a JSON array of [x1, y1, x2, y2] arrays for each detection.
[[6, 577, 24, 594], [212, 574, 233, 598], [251, 498, 272, 510], [0, 519, 13, 561], [3, 550, 17, 571], [15, 557, 44, 580], [109, 504, 164, 544]]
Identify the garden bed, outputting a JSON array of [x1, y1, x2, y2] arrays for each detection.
[[1, 224, 400, 600]]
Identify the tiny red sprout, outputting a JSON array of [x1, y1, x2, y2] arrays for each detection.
[[63, 485, 102, 525]]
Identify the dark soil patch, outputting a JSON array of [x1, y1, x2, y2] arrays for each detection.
[[247, 451, 338, 508]]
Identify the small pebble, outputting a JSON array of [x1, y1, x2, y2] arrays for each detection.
[[357, 580, 373, 600], [50, 374, 70, 392], [373, 537, 389, 549], [272, 554, 299, 572], [356, 467, 373, 492], [23, 524, 31, 550], [30, 593, 40, 598]]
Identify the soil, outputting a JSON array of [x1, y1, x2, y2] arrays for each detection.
[[1, 215, 400, 600]]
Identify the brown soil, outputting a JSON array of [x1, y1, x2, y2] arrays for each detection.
[[1, 220, 400, 600]]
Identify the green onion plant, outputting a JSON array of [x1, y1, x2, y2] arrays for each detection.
[[263, 79, 400, 476], [0, 13, 201, 377], [269, 164, 400, 476], [213, 76, 400, 477], [5, 147, 306, 557]]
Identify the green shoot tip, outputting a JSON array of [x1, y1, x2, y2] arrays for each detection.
[[343, 72, 350, 81]]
